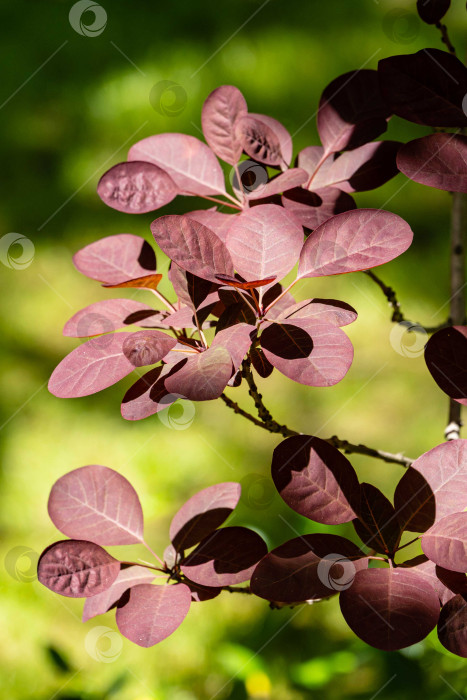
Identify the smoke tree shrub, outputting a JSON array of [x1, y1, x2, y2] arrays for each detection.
[[39, 3, 467, 657]]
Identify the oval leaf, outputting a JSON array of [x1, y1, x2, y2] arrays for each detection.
[[121, 365, 177, 421], [164, 345, 233, 401], [247, 169, 308, 200], [397, 134, 467, 193], [186, 209, 236, 243], [422, 512, 467, 573], [315, 141, 401, 193], [276, 298, 357, 327], [425, 326, 467, 403], [201, 85, 248, 165], [83, 565, 156, 622], [103, 273, 162, 291], [73, 234, 156, 284], [282, 187, 356, 231], [401, 555, 467, 605], [63, 299, 163, 338], [122, 330, 176, 367], [249, 113, 293, 168], [438, 594, 467, 658], [235, 115, 283, 167], [353, 483, 401, 555], [97, 161, 178, 213], [417, 0, 450, 24]]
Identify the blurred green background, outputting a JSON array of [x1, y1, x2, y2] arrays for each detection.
[[1, 0, 467, 698]]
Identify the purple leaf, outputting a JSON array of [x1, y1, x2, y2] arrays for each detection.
[[185, 579, 221, 602], [212, 323, 256, 372], [261, 320, 354, 387], [128, 133, 226, 197], [394, 467, 435, 534], [417, 0, 451, 24], [353, 483, 401, 555], [63, 299, 164, 338], [247, 169, 308, 200], [151, 215, 234, 284], [102, 273, 162, 291], [169, 482, 241, 551], [250, 346, 274, 378], [37, 540, 120, 598], [397, 134, 467, 193], [425, 327, 467, 403], [164, 345, 233, 401], [49, 334, 135, 398], [83, 566, 156, 621], [298, 146, 334, 182], [180, 526, 267, 587], [121, 365, 178, 421], [97, 161, 178, 213], [48, 465, 144, 545], [235, 115, 283, 167], [225, 204, 304, 282], [276, 298, 357, 327], [122, 330, 176, 367], [378, 49, 467, 127], [168, 264, 220, 310], [251, 534, 368, 603], [317, 70, 390, 155], [186, 209, 236, 243], [73, 234, 156, 284], [298, 209, 413, 279], [201, 85, 248, 165], [249, 113, 293, 168], [401, 555, 467, 605], [339, 568, 440, 651], [438, 594, 467, 657], [282, 187, 356, 231], [115, 583, 192, 647], [271, 435, 360, 525], [422, 512, 467, 573]]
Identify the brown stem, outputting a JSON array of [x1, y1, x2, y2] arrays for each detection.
[[445, 191, 467, 440], [435, 21, 456, 54]]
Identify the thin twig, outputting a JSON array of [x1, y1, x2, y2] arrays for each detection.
[[435, 21, 456, 54]]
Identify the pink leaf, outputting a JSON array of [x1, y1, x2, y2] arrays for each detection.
[[121, 365, 178, 421], [83, 566, 157, 622], [211, 323, 256, 372], [201, 85, 248, 165], [235, 115, 283, 167], [276, 298, 357, 327], [73, 234, 156, 284], [63, 299, 163, 338], [122, 330, 176, 367], [249, 112, 293, 168], [163, 345, 233, 401], [282, 187, 356, 231], [422, 512, 467, 573], [247, 168, 308, 200], [97, 161, 178, 213], [186, 209, 236, 242], [397, 134, 467, 193]]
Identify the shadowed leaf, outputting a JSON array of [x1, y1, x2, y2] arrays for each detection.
[[164, 345, 233, 401], [438, 594, 467, 657], [282, 187, 356, 231], [73, 234, 156, 284], [122, 330, 176, 367], [63, 299, 164, 338], [425, 326, 467, 403], [276, 298, 357, 327], [235, 115, 283, 167], [401, 555, 467, 605], [83, 566, 156, 621], [417, 0, 450, 24], [397, 134, 467, 193], [353, 483, 401, 554]]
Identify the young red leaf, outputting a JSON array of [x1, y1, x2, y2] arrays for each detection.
[[317, 70, 390, 155], [186, 209, 236, 243], [201, 85, 248, 165], [438, 594, 467, 658], [425, 326, 467, 404], [249, 113, 293, 168], [395, 440, 467, 531], [38, 540, 120, 598], [246, 169, 308, 200], [249, 346, 274, 378], [151, 215, 234, 284], [235, 115, 283, 167], [121, 365, 178, 421], [128, 133, 226, 196], [180, 526, 267, 587], [417, 0, 450, 24], [340, 568, 440, 651], [378, 49, 467, 127], [215, 273, 277, 290], [115, 583, 192, 647], [164, 345, 233, 401], [73, 234, 156, 284], [103, 273, 163, 290], [63, 299, 163, 338], [122, 330, 176, 367], [251, 534, 368, 603], [260, 320, 354, 387], [225, 204, 304, 282], [401, 555, 467, 605], [298, 209, 413, 279], [271, 435, 360, 525], [83, 566, 157, 622], [282, 187, 356, 231], [276, 298, 357, 327], [97, 161, 178, 213], [353, 483, 401, 555], [169, 482, 241, 551], [48, 465, 144, 545], [49, 334, 135, 398], [397, 134, 467, 193], [421, 512, 467, 573]]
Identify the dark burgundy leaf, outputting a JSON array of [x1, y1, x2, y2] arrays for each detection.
[[282, 187, 356, 231], [262, 283, 297, 318], [83, 566, 156, 621], [353, 483, 401, 555], [422, 512, 467, 573], [425, 327, 467, 404], [38, 540, 120, 598], [73, 234, 156, 284], [271, 435, 360, 525], [261, 320, 354, 387], [378, 49, 467, 127], [417, 0, 451, 24], [115, 583, 192, 647], [438, 594, 467, 657], [185, 579, 221, 602], [235, 115, 283, 167], [170, 482, 241, 551], [48, 334, 135, 398], [164, 345, 233, 401], [397, 134, 467, 193], [250, 346, 274, 378], [186, 209, 236, 243], [103, 273, 162, 290], [128, 133, 226, 196], [48, 465, 144, 545], [201, 85, 248, 165], [317, 70, 390, 155], [276, 298, 357, 327], [151, 215, 234, 284], [180, 526, 267, 587], [298, 209, 413, 278], [97, 161, 178, 213], [63, 299, 161, 338], [169, 264, 220, 310], [122, 330, 176, 367], [249, 113, 293, 168], [215, 273, 277, 290], [121, 365, 178, 421], [251, 534, 368, 603], [339, 568, 440, 651], [247, 169, 308, 200], [394, 467, 435, 534], [401, 555, 467, 605], [226, 204, 304, 283], [212, 323, 256, 372]]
